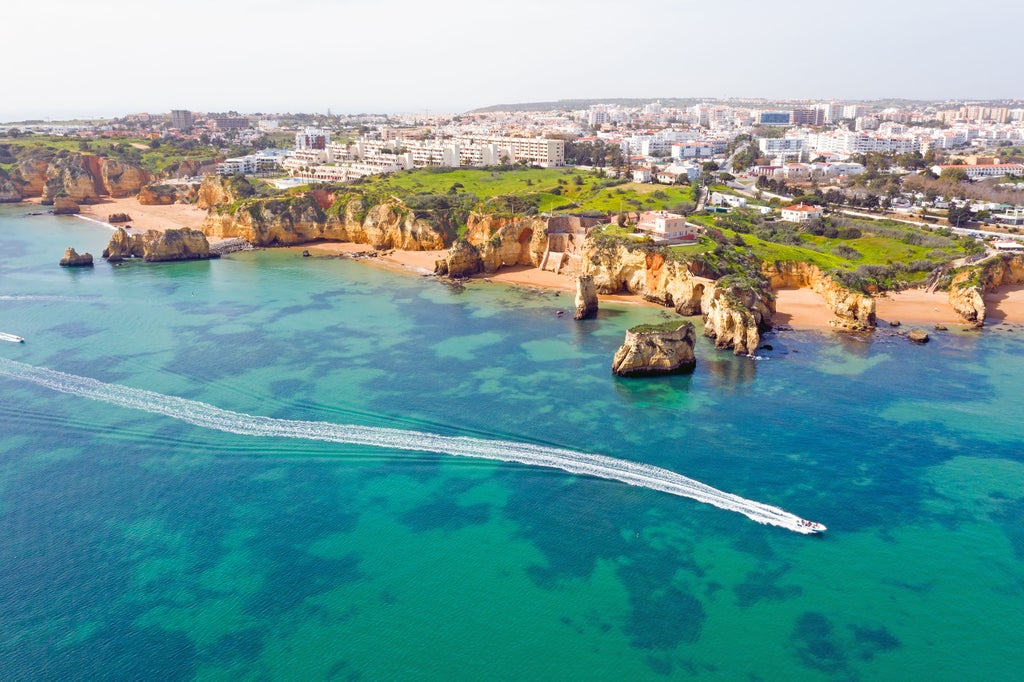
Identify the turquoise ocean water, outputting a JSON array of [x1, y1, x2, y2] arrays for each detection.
[[1, 204, 1022, 680]]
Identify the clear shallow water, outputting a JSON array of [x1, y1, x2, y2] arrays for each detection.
[[1, 204, 1022, 680]]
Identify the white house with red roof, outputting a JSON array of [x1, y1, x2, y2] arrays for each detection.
[[780, 203, 824, 223]]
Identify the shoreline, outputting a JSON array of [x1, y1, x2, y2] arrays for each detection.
[[22, 195, 1024, 328]]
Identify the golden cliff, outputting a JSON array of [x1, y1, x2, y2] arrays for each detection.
[[611, 323, 697, 376], [7, 151, 148, 203], [763, 261, 876, 329], [946, 253, 1024, 326], [580, 237, 773, 355], [201, 193, 454, 250], [102, 227, 212, 262]]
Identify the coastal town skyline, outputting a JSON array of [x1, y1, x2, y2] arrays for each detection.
[[4, 0, 1020, 121]]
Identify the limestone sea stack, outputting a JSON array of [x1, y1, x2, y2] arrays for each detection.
[[103, 227, 214, 262], [59, 247, 94, 267], [52, 196, 81, 215], [612, 322, 697, 377], [574, 274, 598, 320]]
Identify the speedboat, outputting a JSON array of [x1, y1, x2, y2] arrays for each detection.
[[798, 519, 826, 534], [0, 332, 25, 343]]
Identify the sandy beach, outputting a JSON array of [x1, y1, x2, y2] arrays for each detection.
[[775, 285, 1024, 329], [78, 196, 208, 234]]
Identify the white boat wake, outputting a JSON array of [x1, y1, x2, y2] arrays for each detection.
[[0, 358, 825, 534]]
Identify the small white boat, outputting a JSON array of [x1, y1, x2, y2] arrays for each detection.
[[798, 519, 826, 534], [0, 332, 25, 343]]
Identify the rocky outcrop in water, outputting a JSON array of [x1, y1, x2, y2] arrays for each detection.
[[59, 247, 93, 267], [52, 196, 81, 215], [763, 261, 876, 329], [434, 240, 482, 277], [701, 280, 774, 355], [103, 227, 213, 262], [574, 274, 598, 320], [611, 322, 697, 377]]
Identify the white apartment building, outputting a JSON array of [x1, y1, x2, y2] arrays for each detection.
[[758, 137, 806, 158], [810, 131, 919, 155], [930, 164, 1024, 180]]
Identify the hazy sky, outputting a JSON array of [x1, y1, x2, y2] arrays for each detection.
[[4, 0, 1020, 120]]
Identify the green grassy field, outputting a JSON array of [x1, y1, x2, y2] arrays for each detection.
[[0, 135, 220, 174], [356, 168, 701, 215]]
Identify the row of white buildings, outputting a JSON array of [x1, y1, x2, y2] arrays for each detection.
[[277, 128, 566, 181]]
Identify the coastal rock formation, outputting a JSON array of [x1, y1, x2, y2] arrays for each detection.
[[907, 329, 929, 343], [59, 247, 93, 267], [138, 184, 178, 205], [946, 253, 1024, 326], [52, 196, 81, 215], [42, 154, 100, 205], [103, 227, 212, 262], [581, 237, 771, 354], [701, 280, 773, 356], [581, 241, 709, 315], [196, 175, 254, 210], [574, 274, 598, 320], [611, 322, 697, 377], [0, 170, 20, 202], [763, 261, 876, 329], [434, 240, 483, 277], [466, 214, 547, 271], [100, 158, 150, 197], [13, 156, 50, 197], [108, 213, 132, 223], [202, 194, 454, 251]]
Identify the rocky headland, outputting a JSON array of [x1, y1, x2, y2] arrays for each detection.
[[0, 150, 150, 205], [940, 252, 1024, 326]]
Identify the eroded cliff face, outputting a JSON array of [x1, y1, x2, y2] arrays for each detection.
[[100, 158, 150, 197], [201, 195, 454, 250], [43, 155, 99, 204], [434, 240, 483, 277], [580, 239, 771, 355], [701, 284, 772, 355], [465, 214, 547, 272], [13, 157, 50, 197], [763, 261, 876, 328], [10, 152, 148, 203], [0, 171, 19, 202], [581, 241, 708, 314], [947, 253, 1024, 326], [103, 227, 212, 262], [611, 323, 697, 376]]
